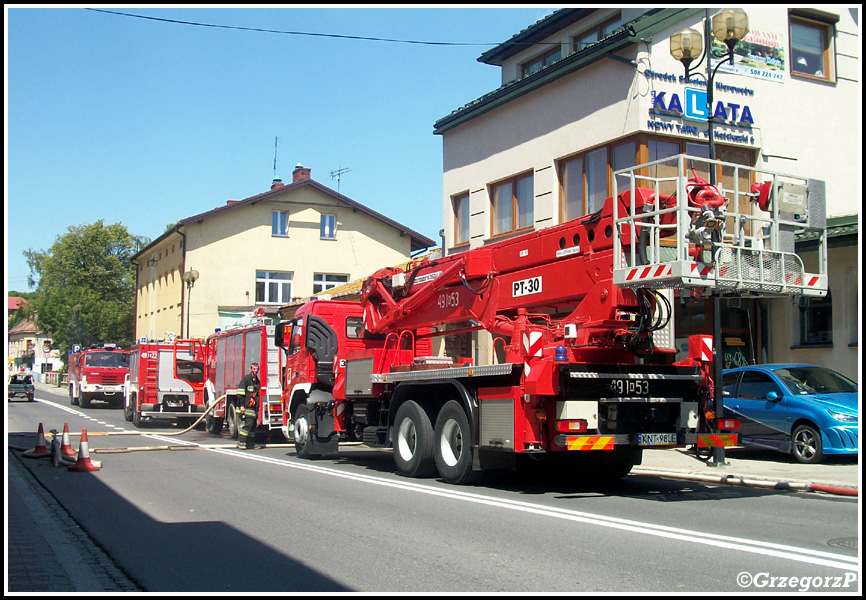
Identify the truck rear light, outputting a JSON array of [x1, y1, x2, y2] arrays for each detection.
[[716, 418, 740, 431], [555, 419, 587, 433]]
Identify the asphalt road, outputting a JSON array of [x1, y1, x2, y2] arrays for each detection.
[[8, 384, 860, 592]]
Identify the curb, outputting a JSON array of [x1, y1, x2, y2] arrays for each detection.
[[631, 466, 858, 497]]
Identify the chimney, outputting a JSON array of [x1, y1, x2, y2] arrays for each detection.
[[271, 177, 284, 190], [293, 163, 311, 183]]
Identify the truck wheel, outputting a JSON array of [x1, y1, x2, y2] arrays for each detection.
[[393, 400, 436, 478], [123, 396, 134, 422], [132, 409, 143, 428], [70, 385, 78, 406], [792, 423, 823, 464], [206, 415, 224, 435], [227, 404, 239, 439], [433, 400, 482, 485], [293, 404, 314, 458], [80, 392, 91, 409]]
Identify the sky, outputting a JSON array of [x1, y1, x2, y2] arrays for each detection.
[[6, 5, 556, 294]]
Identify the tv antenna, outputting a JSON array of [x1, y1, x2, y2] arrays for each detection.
[[330, 166, 351, 194], [273, 136, 279, 180]]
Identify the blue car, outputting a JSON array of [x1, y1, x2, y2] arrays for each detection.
[[722, 364, 858, 464]]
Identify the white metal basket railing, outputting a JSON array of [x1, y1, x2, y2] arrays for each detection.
[[612, 154, 827, 298]]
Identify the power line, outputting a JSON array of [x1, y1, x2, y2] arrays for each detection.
[[83, 8, 531, 47]]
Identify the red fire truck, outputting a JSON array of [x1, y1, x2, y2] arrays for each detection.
[[68, 344, 130, 408], [276, 155, 828, 484], [203, 318, 286, 441], [124, 338, 207, 428]]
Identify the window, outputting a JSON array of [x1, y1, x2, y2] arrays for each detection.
[[256, 271, 293, 304], [789, 15, 834, 81], [521, 47, 562, 78], [491, 172, 534, 236], [452, 192, 470, 246], [272, 211, 289, 237], [313, 273, 349, 295], [573, 13, 623, 52], [321, 214, 337, 239], [799, 291, 832, 345], [737, 371, 782, 400], [560, 140, 635, 221]]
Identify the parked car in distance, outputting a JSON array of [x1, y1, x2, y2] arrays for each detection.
[[8, 371, 35, 402], [722, 364, 858, 464]]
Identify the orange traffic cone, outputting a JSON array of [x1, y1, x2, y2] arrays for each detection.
[[60, 423, 77, 458], [23, 423, 51, 458], [67, 428, 101, 472]]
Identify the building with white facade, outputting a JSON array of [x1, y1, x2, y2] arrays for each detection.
[[435, 7, 859, 379]]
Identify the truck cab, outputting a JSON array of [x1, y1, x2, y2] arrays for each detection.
[[68, 344, 131, 408]]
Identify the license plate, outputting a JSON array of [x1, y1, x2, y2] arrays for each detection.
[[638, 433, 677, 446]]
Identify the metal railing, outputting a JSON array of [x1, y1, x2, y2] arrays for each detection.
[[612, 154, 827, 297]]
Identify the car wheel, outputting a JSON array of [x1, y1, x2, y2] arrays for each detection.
[[792, 423, 823, 464]]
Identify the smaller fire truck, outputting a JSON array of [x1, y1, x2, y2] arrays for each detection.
[[204, 314, 285, 440], [124, 337, 207, 427], [68, 344, 130, 408]]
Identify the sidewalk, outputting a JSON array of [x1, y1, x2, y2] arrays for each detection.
[[6, 449, 141, 592], [635, 447, 859, 495]]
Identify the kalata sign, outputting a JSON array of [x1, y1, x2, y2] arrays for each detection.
[[651, 89, 755, 125]]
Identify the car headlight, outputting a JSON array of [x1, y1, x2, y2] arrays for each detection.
[[827, 409, 858, 423]]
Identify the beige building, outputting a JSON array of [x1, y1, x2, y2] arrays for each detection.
[[8, 314, 63, 378], [434, 7, 859, 379], [133, 165, 434, 341]]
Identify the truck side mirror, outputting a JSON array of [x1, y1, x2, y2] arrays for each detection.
[[274, 321, 290, 347]]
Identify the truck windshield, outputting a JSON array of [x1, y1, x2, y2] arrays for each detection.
[[84, 352, 127, 368]]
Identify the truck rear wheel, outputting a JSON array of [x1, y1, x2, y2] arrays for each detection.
[[393, 400, 436, 478], [70, 385, 78, 406], [433, 400, 482, 485], [124, 395, 134, 421]]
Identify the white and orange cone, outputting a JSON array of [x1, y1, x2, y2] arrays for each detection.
[[67, 428, 101, 472], [60, 423, 77, 457], [23, 423, 51, 458]]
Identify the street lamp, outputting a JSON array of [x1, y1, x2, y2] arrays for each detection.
[[183, 270, 199, 338], [670, 8, 749, 468]]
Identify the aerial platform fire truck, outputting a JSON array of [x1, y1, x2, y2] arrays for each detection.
[[203, 313, 286, 440], [124, 337, 207, 428], [276, 155, 827, 484], [68, 344, 130, 408]]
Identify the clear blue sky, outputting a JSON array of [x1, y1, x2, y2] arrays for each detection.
[[7, 6, 555, 293]]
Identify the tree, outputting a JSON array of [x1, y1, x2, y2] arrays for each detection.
[[24, 220, 149, 362]]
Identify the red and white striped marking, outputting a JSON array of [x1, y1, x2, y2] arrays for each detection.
[[625, 263, 673, 282], [522, 331, 544, 377], [689, 335, 713, 362], [690, 262, 714, 277]]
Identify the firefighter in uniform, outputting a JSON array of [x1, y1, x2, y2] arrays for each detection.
[[236, 362, 261, 449]]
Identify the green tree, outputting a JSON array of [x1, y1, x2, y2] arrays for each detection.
[[24, 220, 149, 362]]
